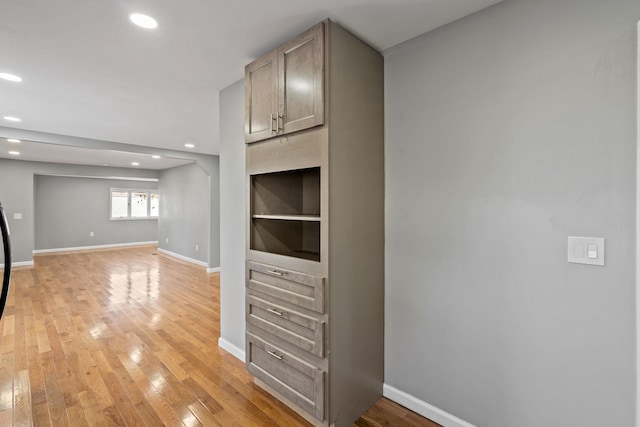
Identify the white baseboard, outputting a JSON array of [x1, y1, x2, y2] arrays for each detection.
[[157, 248, 208, 268], [207, 267, 221, 273], [383, 384, 476, 427], [33, 241, 158, 255], [14, 260, 35, 268], [0, 260, 34, 269], [218, 337, 245, 362]]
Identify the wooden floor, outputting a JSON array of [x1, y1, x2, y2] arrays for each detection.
[[0, 246, 439, 427]]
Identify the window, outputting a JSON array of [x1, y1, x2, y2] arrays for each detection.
[[131, 192, 148, 217], [110, 188, 159, 220], [150, 192, 159, 217], [111, 191, 129, 218]]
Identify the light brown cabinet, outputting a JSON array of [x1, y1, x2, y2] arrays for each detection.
[[247, 293, 325, 357], [245, 20, 384, 427], [247, 333, 325, 419], [245, 23, 324, 143], [244, 51, 278, 142]]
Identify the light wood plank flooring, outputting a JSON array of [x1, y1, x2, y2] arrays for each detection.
[[0, 247, 439, 426]]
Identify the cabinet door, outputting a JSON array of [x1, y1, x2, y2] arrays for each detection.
[[245, 50, 278, 143], [277, 22, 324, 135]]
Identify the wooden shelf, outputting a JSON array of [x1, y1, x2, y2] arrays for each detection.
[[250, 167, 321, 262], [253, 214, 321, 222]]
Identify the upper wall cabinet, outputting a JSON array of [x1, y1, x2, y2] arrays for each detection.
[[245, 23, 324, 143], [245, 51, 279, 142], [278, 23, 324, 136]]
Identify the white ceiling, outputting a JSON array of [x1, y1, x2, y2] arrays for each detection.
[[0, 138, 193, 170], [0, 0, 502, 160]]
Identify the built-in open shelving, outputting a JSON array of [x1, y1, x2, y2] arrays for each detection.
[[250, 167, 321, 261]]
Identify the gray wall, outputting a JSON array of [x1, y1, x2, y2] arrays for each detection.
[[218, 79, 246, 352], [0, 127, 221, 269], [34, 176, 157, 250], [218, 1, 639, 426], [158, 162, 211, 265], [209, 156, 221, 270], [384, 0, 638, 426], [0, 158, 159, 263]]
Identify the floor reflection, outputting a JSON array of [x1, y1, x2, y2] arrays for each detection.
[[107, 266, 159, 308], [0, 382, 11, 411]]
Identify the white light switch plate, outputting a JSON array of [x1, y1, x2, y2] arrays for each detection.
[[13, 213, 22, 220], [568, 236, 605, 266]]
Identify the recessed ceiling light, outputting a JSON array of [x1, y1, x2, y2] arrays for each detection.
[[7, 139, 20, 143], [184, 143, 195, 148], [0, 73, 22, 83], [131, 162, 140, 166], [152, 155, 161, 159], [8, 151, 20, 156], [101, 163, 111, 166], [3, 116, 21, 122], [130, 13, 158, 29]]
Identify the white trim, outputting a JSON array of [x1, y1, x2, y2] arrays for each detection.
[[636, 19, 640, 427], [0, 260, 34, 268], [110, 217, 158, 222], [218, 337, 245, 361], [207, 267, 221, 273], [33, 241, 158, 255], [383, 384, 476, 427], [157, 248, 208, 268], [35, 173, 159, 182]]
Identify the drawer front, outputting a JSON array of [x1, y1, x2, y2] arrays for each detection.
[[247, 333, 324, 421], [247, 295, 324, 357], [247, 261, 324, 313]]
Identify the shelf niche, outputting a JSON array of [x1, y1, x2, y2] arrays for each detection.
[[250, 167, 321, 261]]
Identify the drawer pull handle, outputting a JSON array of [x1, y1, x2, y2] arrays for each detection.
[[267, 270, 283, 277], [267, 308, 283, 316], [267, 350, 283, 360]]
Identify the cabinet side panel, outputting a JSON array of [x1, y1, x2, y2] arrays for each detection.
[[327, 22, 385, 426]]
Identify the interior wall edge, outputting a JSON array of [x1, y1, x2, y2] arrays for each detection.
[[218, 337, 246, 362], [634, 18, 640, 427]]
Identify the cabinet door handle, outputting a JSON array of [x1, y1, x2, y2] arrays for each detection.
[[277, 113, 284, 132], [267, 350, 283, 360], [267, 270, 283, 277], [271, 113, 277, 134], [267, 308, 283, 316]]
